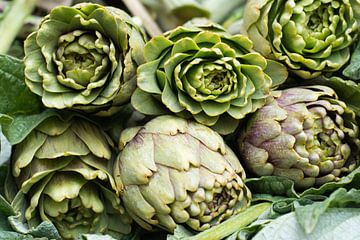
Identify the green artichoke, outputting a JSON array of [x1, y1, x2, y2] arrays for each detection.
[[114, 115, 251, 232], [131, 20, 287, 135], [242, 0, 360, 79], [24, 3, 146, 116], [237, 86, 360, 189], [11, 117, 131, 239]]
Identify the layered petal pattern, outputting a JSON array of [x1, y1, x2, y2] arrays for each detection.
[[114, 115, 251, 232], [238, 86, 360, 189], [12, 117, 131, 239], [24, 3, 146, 116], [243, 0, 360, 79], [132, 21, 287, 134]]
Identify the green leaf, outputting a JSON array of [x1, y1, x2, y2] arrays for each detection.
[[0, 194, 14, 231], [295, 188, 360, 234], [0, 195, 15, 217], [301, 166, 360, 196], [343, 40, 360, 81], [0, 110, 58, 145], [167, 225, 194, 240], [0, 128, 12, 166], [8, 214, 61, 240], [245, 176, 298, 198], [0, 54, 60, 145], [0, 230, 35, 239], [252, 208, 360, 240], [0, 54, 42, 115]]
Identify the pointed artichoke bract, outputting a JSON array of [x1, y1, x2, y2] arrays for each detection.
[[242, 0, 360, 79], [24, 3, 146, 116], [114, 115, 251, 232], [238, 86, 360, 189], [131, 20, 287, 135], [11, 117, 131, 239]]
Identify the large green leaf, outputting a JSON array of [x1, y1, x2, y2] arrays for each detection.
[[245, 176, 298, 198], [0, 55, 42, 115], [343, 40, 360, 81], [0, 194, 14, 231], [295, 188, 360, 234], [0, 110, 58, 145], [8, 214, 61, 240], [252, 208, 360, 240], [0, 54, 61, 145]]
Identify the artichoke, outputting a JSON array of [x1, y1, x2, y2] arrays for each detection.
[[114, 115, 251, 232], [24, 3, 146, 116], [242, 0, 360, 79], [11, 117, 131, 239], [237, 86, 360, 189], [131, 20, 287, 135]]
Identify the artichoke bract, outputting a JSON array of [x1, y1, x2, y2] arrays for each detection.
[[238, 86, 360, 189], [24, 3, 146, 116], [131, 20, 287, 135], [114, 115, 251, 232], [12, 117, 131, 239], [242, 0, 360, 79]]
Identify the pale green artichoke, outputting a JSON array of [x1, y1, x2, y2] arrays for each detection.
[[24, 3, 146, 116], [242, 0, 360, 79], [114, 115, 251, 232], [11, 117, 131, 239], [237, 86, 360, 189], [132, 20, 287, 135]]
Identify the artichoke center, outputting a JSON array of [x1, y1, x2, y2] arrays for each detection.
[[54, 30, 113, 89], [57, 198, 97, 224], [201, 63, 232, 93], [300, 108, 353, 177], [206, 190, 232, 212], [196, 181, 240, 223], [308, 14, 322, 31]]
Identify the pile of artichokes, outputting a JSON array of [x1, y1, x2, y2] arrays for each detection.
[[0, 1, 360, 240]]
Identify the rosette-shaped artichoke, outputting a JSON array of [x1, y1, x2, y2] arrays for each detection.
[[131, 21, 287, 134], [238, 86, 360, 189], [24, 3, 146, 116], [242, 0, 360, 79], [114, 115, 251, 232], [12, 117, 131, 239]]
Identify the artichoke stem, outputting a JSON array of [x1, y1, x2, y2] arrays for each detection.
[[0, 0, 38, 54], [186, 202, 271, 240]]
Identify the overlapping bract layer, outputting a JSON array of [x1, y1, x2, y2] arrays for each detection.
[[12, 117, 131, 239], [132, 21, 286, 134], [243, 0, 360, 79], [24, 3, 146, 116], [114, 115, 251, 232], [238, 86, 360, 189]]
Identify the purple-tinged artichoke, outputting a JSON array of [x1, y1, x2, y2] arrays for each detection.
[[238, 86, 360, 189]]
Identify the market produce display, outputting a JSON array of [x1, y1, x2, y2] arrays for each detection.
[[0, 0, 360, 240]]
